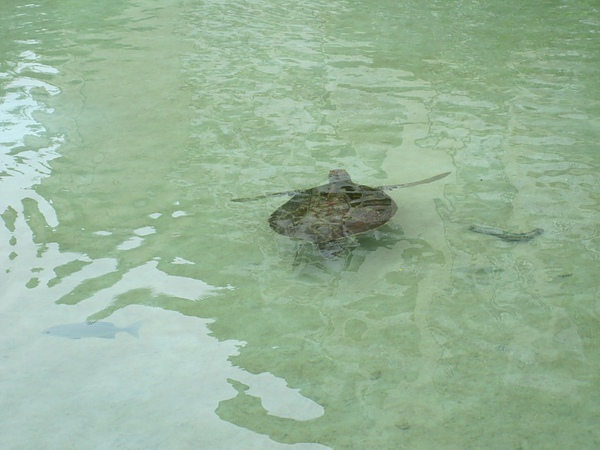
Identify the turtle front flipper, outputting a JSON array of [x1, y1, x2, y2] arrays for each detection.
[[231, 189, 301, 202]]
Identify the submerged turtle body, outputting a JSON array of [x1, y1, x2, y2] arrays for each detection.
[[268, 169, 397, 248]]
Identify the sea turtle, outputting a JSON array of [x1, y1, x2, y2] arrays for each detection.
[[233, 169, 450, 256]]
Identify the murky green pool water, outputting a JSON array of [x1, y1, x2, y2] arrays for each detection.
[[2, 0, 599, 448]]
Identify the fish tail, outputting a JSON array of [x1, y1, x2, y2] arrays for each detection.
[[126, 321, 143, 337]]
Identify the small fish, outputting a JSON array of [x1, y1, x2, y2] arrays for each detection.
[[43, 321, 142, 339], [469, 225, 544, 242]]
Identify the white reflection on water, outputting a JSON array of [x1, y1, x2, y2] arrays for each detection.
[[0, 54, 61, 228], [1, 49, 64, 297], [80, 260, 230, 307]]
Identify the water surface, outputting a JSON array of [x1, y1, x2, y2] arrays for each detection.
[[1, 0, 599, 448]]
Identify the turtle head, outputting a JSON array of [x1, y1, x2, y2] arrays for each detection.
[[328, 169, 352, 183]]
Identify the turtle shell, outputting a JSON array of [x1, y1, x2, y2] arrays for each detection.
[[268, 170, 397, 245]]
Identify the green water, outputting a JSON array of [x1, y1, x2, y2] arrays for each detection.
[[1, 0, 599, 448]]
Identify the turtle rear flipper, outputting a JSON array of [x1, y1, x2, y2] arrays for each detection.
[[317, 238, 357, 259]]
